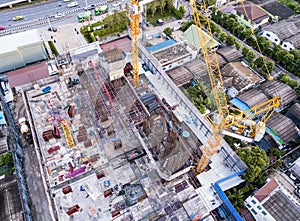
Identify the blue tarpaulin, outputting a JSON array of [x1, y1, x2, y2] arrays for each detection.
[[0, 111, 6, 125], [230, 98, 250, 112], [146, 39, 176, 52]]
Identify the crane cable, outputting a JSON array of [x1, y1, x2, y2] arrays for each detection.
[[239, 0, 273, 80]]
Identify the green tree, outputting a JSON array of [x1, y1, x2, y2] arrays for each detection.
[[237, 146, 269, 183], [160, 0, 166, 14], [254, 57, 265, 69], [244, 28, 253, 40], [267, 147, 285, 158], [288, 80, 299, 89], [225, 34, 235, 46], [219, 31, 227, 41], [184, 82, 212, 114], [275, 49, 287, 63], [236, 25, 246, 39], [235, 42, 242, 50], [262, 61, 275, 74], [282, 53, 294, 67], [244, 50, 256, 63], [163, 27, 172, 37], [224, 17, 235, 30], [227, 188, 245, 211], [231, 21, 241, 34], [179, 5, 185, 18], [150, 1, 158, 17], [0, 152, 13, 167], [242, 46, 250, 56], [290, 49, 300, 60], [214, 26, 221, 36], [277, 73, 290, 83], [166, 0, 173, 12]]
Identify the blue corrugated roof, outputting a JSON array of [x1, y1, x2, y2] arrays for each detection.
[[230, 98, 250, 112], [0, 111, 6, 125], [213, 170, 246, 221], [146, 39, 176, 52]]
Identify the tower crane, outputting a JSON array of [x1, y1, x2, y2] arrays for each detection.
[[190, 1, 280, 173], [130, 0, 140, 87]]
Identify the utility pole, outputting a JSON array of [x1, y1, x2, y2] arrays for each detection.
[[84, 0, 91, 29]]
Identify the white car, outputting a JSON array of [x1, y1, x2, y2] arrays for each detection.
[[63, 0, 72, 2], [55, 12, 66, 18], [67, 1, 78, 7], [112, 2, 121, 7]]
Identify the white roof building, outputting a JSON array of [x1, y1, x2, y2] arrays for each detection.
[[0, 29, 47, 73]]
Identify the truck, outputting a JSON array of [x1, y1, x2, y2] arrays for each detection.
[[94, 5, 108, 16], [77, 11, 92, 23], [18, 117, 30, 135]]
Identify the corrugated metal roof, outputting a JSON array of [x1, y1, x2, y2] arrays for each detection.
[[238, 88, 269, 108], [217, 46, 243, 63], [146, 39, 176, 52], [259, 80, 298, 107], [8, 62, 49, 88], [0, 29, 42, 54], [267, 112, 298, 143], [166, 66, 193, 86], [287, 103, 300, 119], [184, 24, 220, 50]]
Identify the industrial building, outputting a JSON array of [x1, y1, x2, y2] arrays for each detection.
[[0, 29, 47, 73]]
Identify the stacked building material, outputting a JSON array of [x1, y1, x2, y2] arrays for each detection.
[[96, 171, 105, 179], [62, 186, 73, 194], [66, 205, 80, 216], [68, 104, 76, 118], [53, 126, 60, 139], [77, 126, 88, 143], [84, 139, 92, 148], [43, 130, 54, 141], [47, 145, 60, 154]]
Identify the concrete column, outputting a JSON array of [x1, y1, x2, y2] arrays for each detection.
[[9, 4, 12, 8], [28, 0, 31, 2]]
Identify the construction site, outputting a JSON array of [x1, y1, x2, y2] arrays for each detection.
[[17, 32, 249, 220]]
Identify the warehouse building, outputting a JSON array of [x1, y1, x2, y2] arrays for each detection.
[[0, 29, 47, 73]]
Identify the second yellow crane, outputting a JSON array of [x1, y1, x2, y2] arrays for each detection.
[[130, 0, 140, 87], [190, 0, 280, 173]]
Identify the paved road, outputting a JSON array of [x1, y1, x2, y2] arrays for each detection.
[[0, 0, 127, 35]]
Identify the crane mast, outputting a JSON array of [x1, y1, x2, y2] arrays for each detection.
[[190, 1, 280, 173], [191, 0, 229, 173], [130, 0, 140, 87]]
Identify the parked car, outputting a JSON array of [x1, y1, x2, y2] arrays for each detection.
[[13, 16, 24, 21], [112, 2, 121, 7], [55, 12, 65, 18], [48, 27, 57, 32], [67, 1, 78, 7], [63, 0, 72, 2], [84, 4, 95, 10], [156, 19, 164, 26], [0, 26, 5, 30]]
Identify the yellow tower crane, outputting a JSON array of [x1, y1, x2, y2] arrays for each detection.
[[130, 0, 140, 87], [190, 1, 280, 173]]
